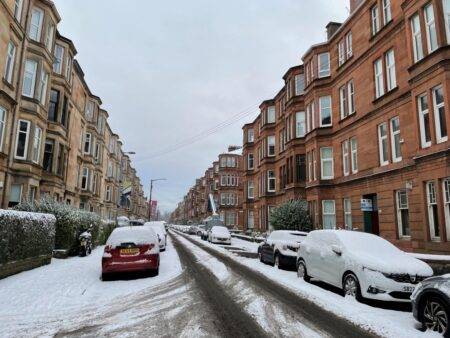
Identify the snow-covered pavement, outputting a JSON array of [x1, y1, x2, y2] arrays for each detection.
[[179, 232, 442, 338], [0, 238, 182, 337]]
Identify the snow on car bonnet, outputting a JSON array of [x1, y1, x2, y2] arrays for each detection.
[[335, 231, 433, 276], [107, 227, 158, 248], [211, 226, 230, 235]]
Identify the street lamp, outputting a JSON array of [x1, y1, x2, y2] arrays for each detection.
[[149, 178, 166, 220]]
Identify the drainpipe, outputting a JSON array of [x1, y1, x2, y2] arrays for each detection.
[[2, 0, 32, 209]]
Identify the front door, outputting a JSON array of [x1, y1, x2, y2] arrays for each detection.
[[363, 194, 379, 235]]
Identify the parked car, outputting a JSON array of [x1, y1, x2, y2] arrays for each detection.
[[296, 230, 433, 302], [129, 219, 145, 226], [412, 274, 450, 336], [188, 225, 199, 235], [258, 230, 307, 269], [102, 226, 160, 280], [144, 221, 167, 251], [208, 226, 231, 245], [197, 225, 206, 236]]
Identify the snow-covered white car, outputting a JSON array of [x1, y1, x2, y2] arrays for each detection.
[[296, 230, 433, 302], [144, 221, 167, 251], [258, 230, 307, 269], [102, 226, 160, 280], [208, 226, 231, 245]]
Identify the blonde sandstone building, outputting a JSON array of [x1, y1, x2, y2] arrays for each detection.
[[0, 0, 148, 220]]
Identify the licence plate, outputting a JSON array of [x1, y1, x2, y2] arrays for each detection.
[[120, 248, 139, 255], [403, 286, 415, 293]]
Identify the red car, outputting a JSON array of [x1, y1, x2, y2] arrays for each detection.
[[102, 226, 160, 280]]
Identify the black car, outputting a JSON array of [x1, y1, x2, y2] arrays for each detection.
[[412, 274, 450, 337]]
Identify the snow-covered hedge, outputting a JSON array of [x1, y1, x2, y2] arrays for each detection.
[[15, 198, 102, 255], [0, 209, 56, 265]]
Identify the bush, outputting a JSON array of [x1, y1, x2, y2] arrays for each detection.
[[0, 209, 56, 265], [15, 197, 102, 255], [269, 199, 312, 232], [98, 220, 116, 245]]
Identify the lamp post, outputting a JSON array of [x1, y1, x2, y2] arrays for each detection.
[[148, 178, 166, 221]]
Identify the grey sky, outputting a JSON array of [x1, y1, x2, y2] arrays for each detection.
[[55, 0, 350, 212]]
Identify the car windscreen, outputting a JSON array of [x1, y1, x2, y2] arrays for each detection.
[[337, 231, 401, 255]]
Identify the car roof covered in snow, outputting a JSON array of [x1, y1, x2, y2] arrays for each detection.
[[107, 226, 158, 248], [211, 226, 230, 234], [269, 230, 308, 241]]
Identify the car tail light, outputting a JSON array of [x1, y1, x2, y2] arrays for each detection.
[[103, 245, 112, 258], [104, 245, 112, 253], [143, 244, 156, 255]]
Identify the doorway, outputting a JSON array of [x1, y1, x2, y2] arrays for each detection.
[[362, 194, 379, 235]]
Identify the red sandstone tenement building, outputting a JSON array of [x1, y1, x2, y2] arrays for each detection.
[[240, 0, 450, 254]]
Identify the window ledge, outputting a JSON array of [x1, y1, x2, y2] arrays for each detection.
[[369, 20, 393, 42], [372, 86, 399, 104]]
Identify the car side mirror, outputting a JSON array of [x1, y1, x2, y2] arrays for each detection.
[[331, 245, 342, 256]]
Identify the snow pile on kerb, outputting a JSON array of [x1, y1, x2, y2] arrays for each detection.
[[0, 209, 56, 265]]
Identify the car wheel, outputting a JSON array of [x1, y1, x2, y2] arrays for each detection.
[[343, 273, 362, 301], [297, 260, 310, 282], [422, 296, 449, 336], [101, 273, 110, 281]]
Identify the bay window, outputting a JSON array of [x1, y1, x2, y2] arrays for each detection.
[[319, 96, 332, 127], [29, 8, 44, 41], [426, 181, 440, 240], [295, 74, 305, 95], [14, 0, 23, 20], [45, 23, 55, 51], [15, 120, 30, 160], [346, 32, 353, 58], [22, 59, 38, 98], [339, 85, 347, 119], [0, 107, 6, 151], [84, 132, 91, 154], [247, 181, 254, 199], [38, 71, 49, 104], [4, 42, 16, 84], [48, 89, 59, 122], [267, 136, 275, 156], [322, 200, 336, 229], [432, 86, 448, 143], [295, 111, 305, 137], [267, 106, 275, 123], [248, 153, 254, 170], [43, 139, 54, 172], [247, 128, 254, 143], [318, 52, 330, 78], [443, 178, 450, 241], [320, 147, 334, 179], [390, 116, 402, 162], [396, 190, 410, 237], [418, 94, 431, 148], [267, 170, 276, 192], [32, 127, 42, 164], [342, 140, 349, 176], [81, 167, 89, 190], [53, 44, 64, 74]]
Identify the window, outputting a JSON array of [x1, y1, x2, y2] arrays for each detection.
[[385, 50, 396, 91], [411, 14, 424, 62], [48, 89, 59, 122], [248, 153, 254, 170], [22, 59, 37, 98], [43, 139, 54, 172], [4, 42, 16, 84], [53, 44, 64, 74], [390, 117, 402, 162], [14, 0, 23, 20], [81, 167, 89, 190], [268, 206, 275, 230], [85, 101, 94, 121], [343, 198, 352, 230], [29, 8, 44, 41], [322, 200, 336, 229], [295, 111, 306, 137], [432, 86, 448, 143], [247, 128, 254, 143], [106, 186, 111, 201], [267, 170, 276, 192], [267, 106, 276, 123], [318, 53, 330, 77], [28, 186, 37, 202], [45, 23, 55, 51], [0, 107, 6, 152], [350, 138, 358, 173], [374, 58, 384, 98], [247, 181, 254, 199], [444, 178, 450, 241], [32, 127, 42, 164], [247, 211, 254, 229], [348, 80, 355, 115], [418, 94, 431, 148], [61, 96, 68, 127], [426, 181, 440, 240], [65, 57, 73, 82], [296, 154, 306, 182], [378, 123, 389, 165], [338, 41, 345, 66], [84, 132, 91, 154], [424, 4, 438, 53], [267, 135, 275, 156], [396, 190, 410, 237], [444, 0, 450, 43], [342, 140, 349, 176], [295, 74, 305, 95], [371, 5, 380, 35], [320, 147, 334, 179], [56, 144, 64, 175], [346, 32, 353, 58], [15, 120, 30, 159], [9, 184, 22, 207], [38, 71, 48, 104], [220, 175, 227, 186], [319, 96, 332, 127], [382, 0, 391, 24], [339, 85, 347, 119]]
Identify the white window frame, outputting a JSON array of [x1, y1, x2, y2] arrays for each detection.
[[267, 135, 275, 157], [247, 128, 254, 143], [295, 111, 306, 138], [0, 107, 6, 152], [443, 178, 450, 241], [319, 96, 332, 127], [15, 119, 31, 160], [374, 58, 384, 98], [267, 106, 276, 124], [14, 0, 24, 20], [385, 50, 396, 91], [45, 23, 55, 52], [342, 140, 350, 176], [322, 200, 336, 229], [248, 153, 254, 170], [32, 126, 42, 164], [84, 132, 92, 155], [295, 74, 305, 95], [81, 167, 89, 190], [346, 32, 353, 58], [318, 52, 330, 78], [340, 85, 347, 119], [320, 147, 334, 180], [348, 80, 355, 115], [38, 70, 49, 104], [396, 190, 410, 238], [53, 44, 64, 74], [4, 42, 16, 84], [267, 170, 276, 192], [426, 181, 440, 240], [247, 181, 254, 199], [338, 40, 345, 66], [372, 5, 380, 35], [29, 7, 44, 42], [382, 0, 392, 25], [343, 198, 352, 230], [22, 59, 38, 98], [424, 4, 438, 54], [390, 116, 402, 162], [411, 14, 424, 62], [378, 122, 389, 166], [350, 137, 358, 173], [418, 94, 432, 148], [444, 0, 450, 43], [432, 86, 448, 143]]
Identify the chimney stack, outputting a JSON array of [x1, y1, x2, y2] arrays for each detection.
[[326, 22, 342, 40]]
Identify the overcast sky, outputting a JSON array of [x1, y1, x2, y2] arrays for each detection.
[[55, 0, 350, 213]]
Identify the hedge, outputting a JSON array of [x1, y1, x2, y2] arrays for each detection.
[[0, 209, 56, 265], [15, 197, 103, 255]]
